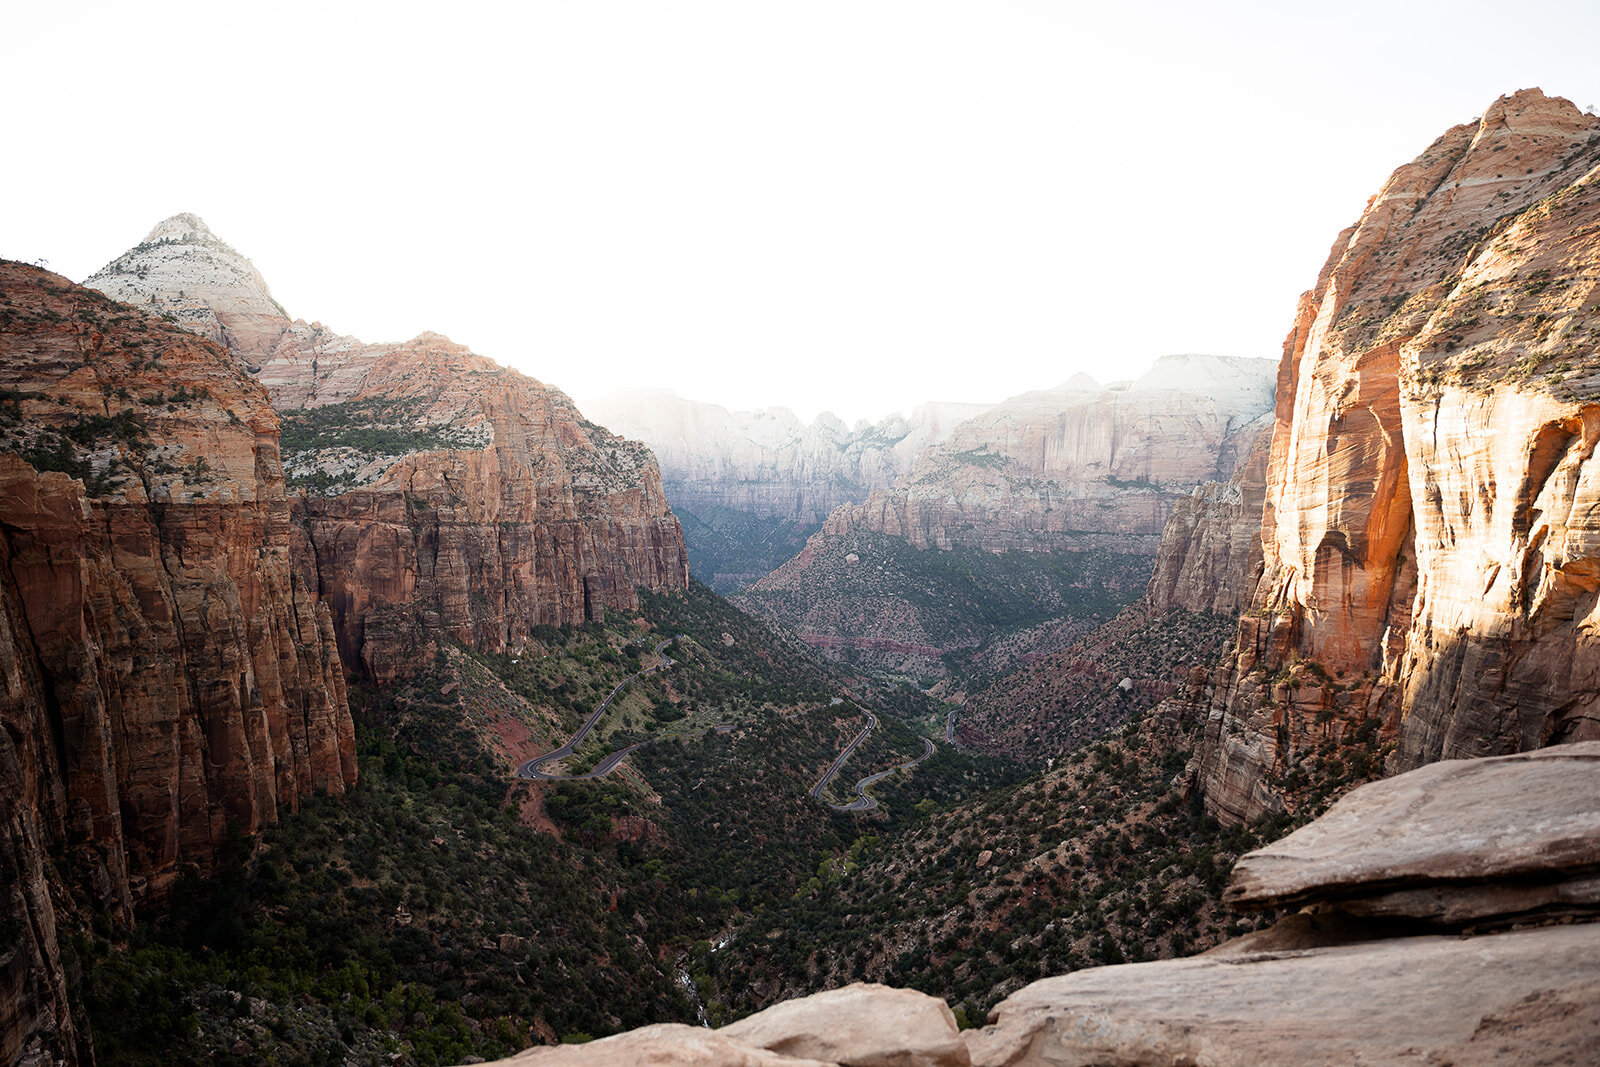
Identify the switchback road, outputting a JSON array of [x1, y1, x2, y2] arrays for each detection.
[[826, 736, 936, 812], [515, 639, 674, 781], [809, 709, 938, 812], [808, 710, 877, 800]]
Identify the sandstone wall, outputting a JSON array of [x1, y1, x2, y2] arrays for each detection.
[[1144, 416, 1272, 615], [290, 341, 691, 681], [1196, 89, 1600, 821], [86, 217, 690, 683], [820, 356, 1275, 555], [0, 265, 356, 1064]]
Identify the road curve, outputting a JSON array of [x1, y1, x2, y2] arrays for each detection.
[[827, 736, 936, 812], [515, 639, 675, 781], [808, 711, 877, 800]]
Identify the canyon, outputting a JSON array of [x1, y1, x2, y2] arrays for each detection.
[[583, 389, 990, 592], [734, 356, 1274, 678], [4, 86, 1600, 1067]]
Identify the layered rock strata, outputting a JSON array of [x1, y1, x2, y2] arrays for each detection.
[[1196, 88, 1600, 821], [1225, 741, 1600, 926], [1144, 417, 1271, 615], [0, 263, 355, 1064], [87, 216, 689, 681], [817, 355, 1275, 555]]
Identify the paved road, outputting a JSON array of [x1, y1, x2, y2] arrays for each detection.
[[808, 710, 878, 799], [828, 736, 936, 812], [945, 709, 961, 747], [515, 639, 675, 781]]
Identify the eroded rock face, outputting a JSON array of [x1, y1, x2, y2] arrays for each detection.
[[1197, 89, 1600, 822], [86, 216, 690, 682], [1144, 417, 1271, 616], [275, 335, 690, 681], [820, 356, 1275, 555], [718, 983, 970, 1067], [965, 924, 1600, 1067], [0, 264, 355, 1064]]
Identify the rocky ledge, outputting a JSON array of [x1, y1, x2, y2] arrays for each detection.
[[481, 742, 1600, 1066]]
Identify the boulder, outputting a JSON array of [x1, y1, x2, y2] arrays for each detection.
[[718, 983, 970, 1067]]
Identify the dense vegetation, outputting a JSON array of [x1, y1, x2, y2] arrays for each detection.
[[956, 605, 1239, 765], [278, 397, 489, 494], [705, 699, 1388, 1026], [74, 584, 1024, 1063], [736, 530, 1153, 683]]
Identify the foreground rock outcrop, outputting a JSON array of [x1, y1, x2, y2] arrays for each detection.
[[87, 216, 690, 680], [483, 742, 1600, 1066], [0, 263, 355, 1065], [1224, 741, 1600, 926], [1195, 88, 1600, 822]]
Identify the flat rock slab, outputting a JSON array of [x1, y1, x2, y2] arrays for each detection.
[[1225, 741, 1600, 915], [965, 923, 1600, 1066], [719, 982, 971, 1067]]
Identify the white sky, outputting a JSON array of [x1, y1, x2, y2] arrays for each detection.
[[5, 1, 1599, 425]]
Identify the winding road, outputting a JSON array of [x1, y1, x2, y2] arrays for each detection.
[[809, 710, 938, 812], [808, 710, 878, 800], [512, 638, 938, 809], [515, 639, 675, 781], [827, 736, 936, 812]]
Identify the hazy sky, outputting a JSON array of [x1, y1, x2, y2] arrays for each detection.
[[5, 1, 1599, 424]]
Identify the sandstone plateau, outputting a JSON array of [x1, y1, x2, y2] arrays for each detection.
[[86, 216, 690, 681], [1194, 88, 1600, 822], [479, 743, 1600, 1066], [0, 263, 354, 1066]]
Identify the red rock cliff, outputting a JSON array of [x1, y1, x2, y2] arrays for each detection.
[[282, 335, 690, 681], [1196, 89, 1600, 822], [87, 217, 689, 682], [0, 263, 355, 1063]]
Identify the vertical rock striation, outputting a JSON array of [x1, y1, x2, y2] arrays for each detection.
[[1145, 416, 1272, 616], [0, 263, 356, 1063], [86, 216, 689, 682], [1196, 89, 1600, 822]]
